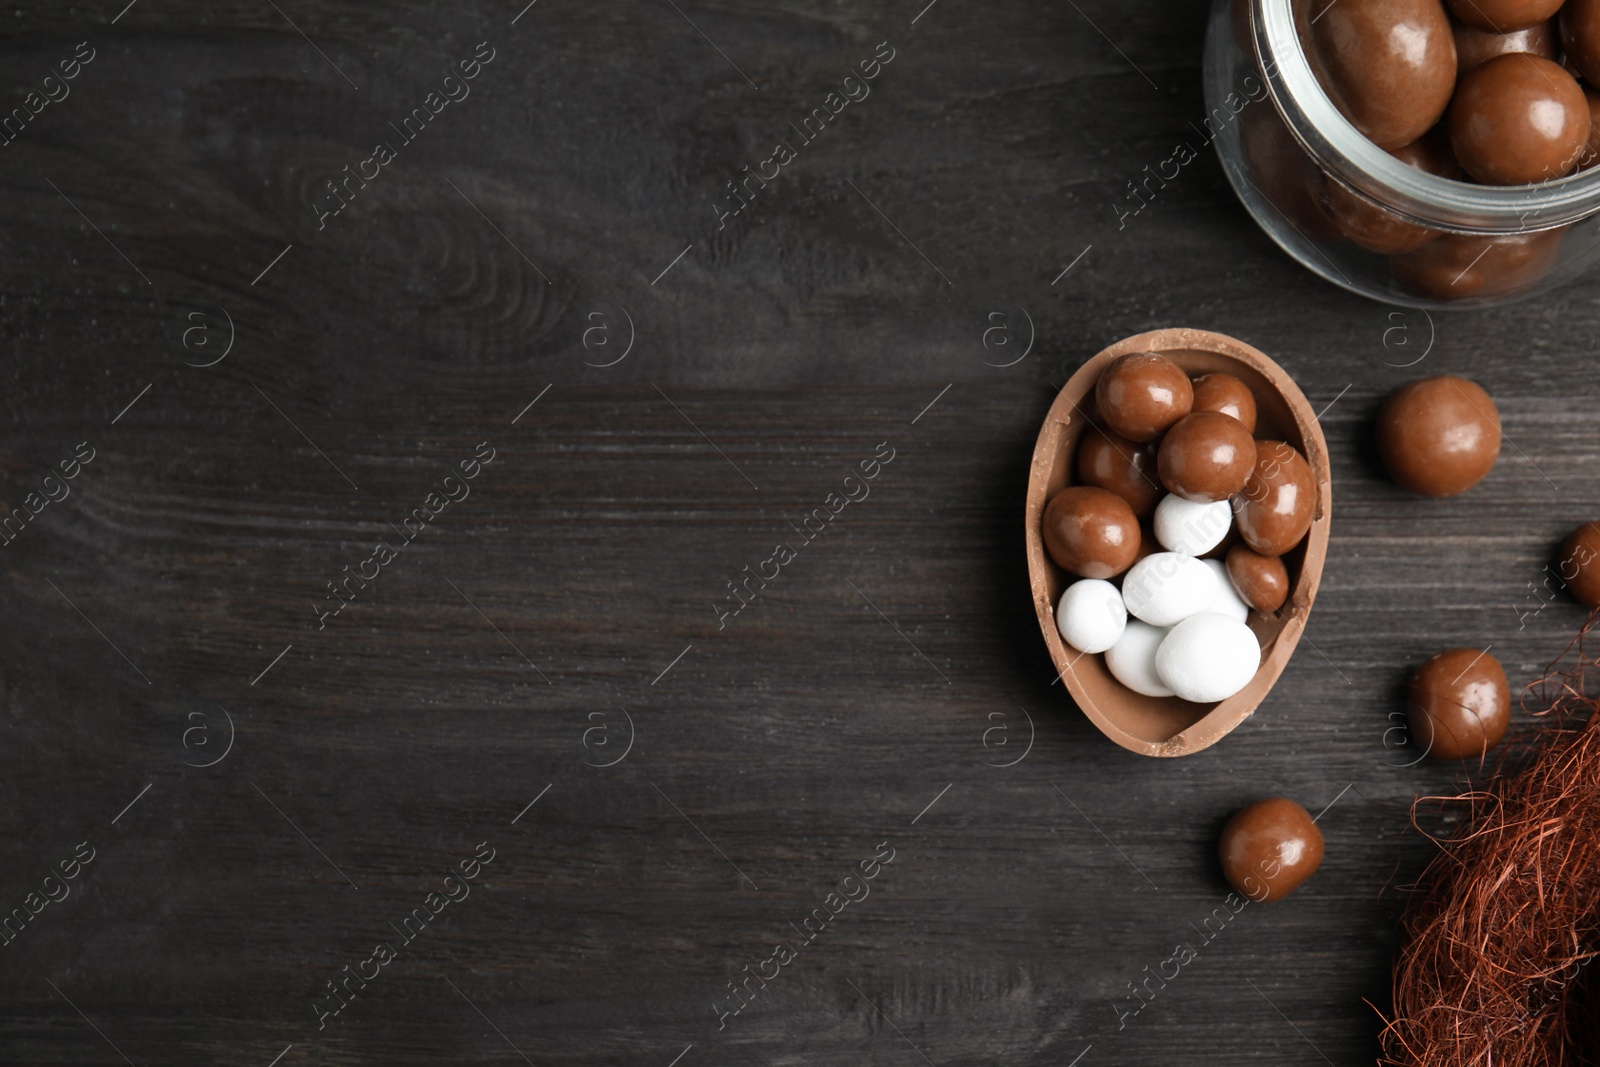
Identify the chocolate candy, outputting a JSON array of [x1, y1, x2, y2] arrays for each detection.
[[1453, 17, 1558, 73], [1219, 798, 1324, 904], [1308, 0, 1458, 150], [1563, 0, 1600, 83], [1448, 0, 1562, 33], [1559, 521, 1600, 608], [1041, 486, 1141, 580], [1448, 54, 1589, 184], [1581, 86, 1600, 169], [1077, 425, 1162, 517], [1191, 373, 1258, 433], [1390, 227, 1565, 300], [1392, 129, 1467, 180], [1240, 104, 1340, 240], [1236, 441, 1315, 557], [1376, 376, 1500, 497], [1157, 412, 1257, 503], [1095, 353, 1193, 443], [1407, 648, 1510, 760], [1226, 544, 1290, 613]]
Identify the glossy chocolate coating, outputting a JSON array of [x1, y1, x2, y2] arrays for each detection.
[[1390, 227, 1565, 300], [1226, 544, 1291, 613], [1191, 373, 1258, 433], [1219, 798, 1324, 904], [1453, 17, 1558, 73], [1236, 441, 1315, 557], [1448, 54, 1589, 184], [1078, 425, 1162, 518], [1559, 522, 1600, 608], [1157, 412, 1257, 503], [1095, 353, 1194, 444], [1042, 486, 1141, 580], [1308, 0, 1458, 150], [1393, 129, 1468, 180], [1376, 376, 1500, 497], [1449, 0, 1562, 32], [1407, 648, 1510, 760], [1564, 0, 1600, 84]]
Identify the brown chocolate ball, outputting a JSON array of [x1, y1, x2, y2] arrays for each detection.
[[1559, 522, 1600, 608], [1323, 174, 1436, 255], [1157, 411, 1257, 503], [1240, 103, 1341, 240], [1226, 544, 1291, 614], [1376, 376, 1500, 497], [1453, 17, 1558, 73], [1219, 798, 1325, 904], [1580, 87, 1600, 170], [1307, 0, 1458, 150], [1392, 129, 1467, 180], [1449, 0, 1562, 32], [1041, 486, 1141, 580], [1389, 227, 1565, 300], [1077, 425, 1162, 518], [1236, 441, 1316, 557], [1564, 0, 1600, 84], [1191, 372, 1258, 433], [1449, 54, 1589, 184], [1407, 648, 1510, 760], [1095, 353, 1194, 444]]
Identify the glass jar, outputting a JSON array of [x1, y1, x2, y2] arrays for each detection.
[[1203, 0, 1600, 308]]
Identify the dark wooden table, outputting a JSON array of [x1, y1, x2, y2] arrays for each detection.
[[3, 2, 1596, 1064]]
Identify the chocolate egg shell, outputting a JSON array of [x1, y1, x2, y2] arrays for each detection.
[[1559, 522, 1600, 608], [1042, 486, 1141, 580], [1095, 353, 1194, 444], [1236, 441, 1315, 557], [1191, 373, 1258, 433], [1219, 798, 1324, 904], [1158, 411, 1257, 503], [1407, 648, 1510, 760], [1563, 0, 1600, 83], [1449, 0, 1562, 32], [1390, 227, 1565, 301], [1448, 54, 1589, 184], [1453, 17, 1558, 73], [1375, 376, 1500, 497], [1078, 425, 1163, 517], [1308, 0, 1458, 150], [1226, 544, 1290, 613]]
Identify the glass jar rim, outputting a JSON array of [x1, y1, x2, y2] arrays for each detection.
[[1254, 0, 1600, 233]]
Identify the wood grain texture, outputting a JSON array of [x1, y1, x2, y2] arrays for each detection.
[[2, 1, 1598, 1065]]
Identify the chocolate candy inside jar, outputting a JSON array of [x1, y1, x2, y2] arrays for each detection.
[[1204, 0, 1600, 307]]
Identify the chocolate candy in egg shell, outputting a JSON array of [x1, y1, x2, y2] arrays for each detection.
[[1077, 424, 1163, 517], [1219, 798, 1325, 904], [1041, 486, 1141, 580], [1452, 17, 1558, 73], [1389, 226, 1565, 300], [1448, 0, 1562, 32], [1559, 521, 1600, 608], [1226, 544, 1291, 614], [1375, 375, 1500, 497], [1157, 412, 1257, 503], [1190, 372, 1258, 433], [1406, 648, 1511, 760], [1306, 0, 1458, 150], [1564, 0, 1600, 83], [1235, 440, 1316, 557], [1448, 54, 1590, 185], [1094, 353, 1194, 444]]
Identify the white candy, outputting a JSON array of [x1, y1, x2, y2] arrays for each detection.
[[1056, 578, 1127, 654], [1104, 619, 1174, 697], [1121, 552, 1218, 627], [1153, 494, 1233, 556], [1155, 612, 1261, 703], [1202, 558, 1251, 623]]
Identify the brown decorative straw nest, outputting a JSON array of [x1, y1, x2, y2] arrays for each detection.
[[1382, 620, 1600, 1067]]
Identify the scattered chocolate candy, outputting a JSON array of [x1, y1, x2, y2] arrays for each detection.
[[1226, 544, 1291, 614], [1219, 798, 1325, 904], [1563, 0, 1600, 82], [1236, 441, 1316, 557], [1453, 17, 1559, 72], [1307, 0, 1458, 149], [1376, 376, 1500, 497], [1157, 411, 1257, 503], [1407, 648, 1511, 760], [1389, 226, 1566, 299], [1041, 486, 1141, 580], [1559, 521, 1600, 608], [1095, 353, 1194, 443], [1448, 53, 1589, 184], [1191, 373, 1258, 433], [1077, 425, 1162, 517], [1449, 0, 1563, 32]]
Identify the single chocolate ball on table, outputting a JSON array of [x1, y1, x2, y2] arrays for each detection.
[[1307, 0, 1458, 150], [1375, 376, 1500, 497], [1407, 648, 1510, 760], [1559, 522, 1600, 608], [1095, 353, 1193, 443], [1042, 486, 1141, 580], [1448, 54, 1589, 185], [1077, 425, 1162, 517], [1219, 797, 1325, 904], [1158, 411, 1258, 503]]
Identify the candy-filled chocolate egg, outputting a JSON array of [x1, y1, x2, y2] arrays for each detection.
[[1226, 544, 1290, 614], [1236, 441, 1315, 557], [1407, 648, 1510, 760], [1041, 486, 1141, 579], [1559, 522, 1600, 609], [1453, 17, 1558, 73], [1158, 412, 1257, 503], [1448, 53, 1589, 184], [1376, 376, 1500, 497], [1307, 0, 1458, 150], [1191, 373, 1258, 433], [1219, 798, 1325, 903], [1095, 353, 1194, 443], [1077, 425, 1163, 517], [1448, 0, 1562, 33]]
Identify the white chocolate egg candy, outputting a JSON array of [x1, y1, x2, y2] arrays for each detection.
[[1121, 552, 1218, 627], [1155, 612, 1261, 703], [1153, 494, 1233, 556], [1055, 578, 1127, 655], [1104, 619, 1174, 698], [1201, 558, 1251, 623]]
